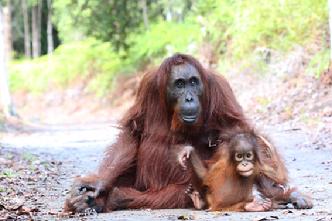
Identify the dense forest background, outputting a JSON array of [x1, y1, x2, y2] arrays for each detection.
[[0, 0, 330, 123]]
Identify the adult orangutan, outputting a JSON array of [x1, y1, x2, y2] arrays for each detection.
[[64, 53, 312, 213]]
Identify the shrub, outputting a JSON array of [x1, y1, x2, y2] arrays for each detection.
[[126, 20, 203, 68], [10, 38, 122, 95]]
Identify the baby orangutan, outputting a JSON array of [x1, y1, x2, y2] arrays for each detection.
[[178, 132, 272, 212]]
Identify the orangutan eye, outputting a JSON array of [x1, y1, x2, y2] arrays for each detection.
[[235, 153, 243, 161], [175, 79, 185, 88], [246, 151, 254, 160], [190, 77, 199, 86]]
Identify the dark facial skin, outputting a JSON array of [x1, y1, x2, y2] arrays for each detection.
[[232, 137, 256, 177], [167, 63, 203, 124]]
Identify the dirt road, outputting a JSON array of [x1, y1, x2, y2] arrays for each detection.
[[0, 122, 331, 221]]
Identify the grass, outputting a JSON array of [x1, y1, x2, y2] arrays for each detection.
[[9, 38, 122, 96], [306, 49, 330, 78], [0, 169, 17, 178]]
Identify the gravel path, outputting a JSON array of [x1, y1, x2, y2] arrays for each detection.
[[0, 123, 331, 221]]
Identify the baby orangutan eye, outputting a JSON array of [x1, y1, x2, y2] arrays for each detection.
[[245, 151, 254, 160], [235, 153, 243, 161]]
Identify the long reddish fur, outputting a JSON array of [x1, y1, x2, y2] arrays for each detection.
[[66, 53, 288, 211]]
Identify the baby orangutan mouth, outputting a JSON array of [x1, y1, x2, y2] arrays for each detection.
[[238, 169, 253, 177]]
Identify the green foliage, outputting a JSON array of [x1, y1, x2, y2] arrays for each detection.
[[195, 0, 328, 59], [127, 20, 202, 67], [52, 0, 96, 43], [0, 169, 17, 178], [10, 38, 122, 95], [9, 19, 203, 94], [52, 0, 194, 51], [53, 0, 142, 51], [306, 49, 330, 78], [9, 0, 329, 95]]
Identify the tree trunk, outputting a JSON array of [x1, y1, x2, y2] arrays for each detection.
[[140, 0, 149, 29], [164, 1, 172, 21], [37, 0, 42, 55], [31, 5, 38, 58], [0, 6, 15, 117], [22, 0, 31, 58], [47, 0, 53, 54], [31, 0, 42, 58], [3, 1, 12, 61]]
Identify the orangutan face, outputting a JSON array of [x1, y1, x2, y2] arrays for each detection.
[[167, 63, 203, 124]]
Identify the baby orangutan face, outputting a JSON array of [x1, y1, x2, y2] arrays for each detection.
[[231, 134, 257, 177]]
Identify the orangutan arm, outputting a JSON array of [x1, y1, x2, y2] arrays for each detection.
[[64, 130, 138, 213], [256, 135, 313, 209], [97, 131, 138, 187]]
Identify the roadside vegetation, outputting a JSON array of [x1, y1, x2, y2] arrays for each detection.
[[9, 0, 329, 96]]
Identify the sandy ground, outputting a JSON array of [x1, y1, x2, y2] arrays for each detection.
[[0, 122, 331, 221]]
